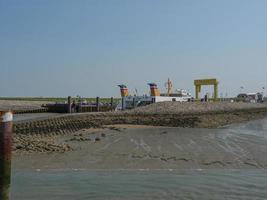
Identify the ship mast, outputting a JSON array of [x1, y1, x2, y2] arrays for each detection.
[[165, 78, 173, 96]]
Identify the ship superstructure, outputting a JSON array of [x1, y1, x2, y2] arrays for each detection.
[[117, 79, 191, 110]]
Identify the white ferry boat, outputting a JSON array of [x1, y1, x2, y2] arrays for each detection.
[[117, 79, 191, 110]]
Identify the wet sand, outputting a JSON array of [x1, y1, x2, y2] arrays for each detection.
[[13, 118, 267, 170]]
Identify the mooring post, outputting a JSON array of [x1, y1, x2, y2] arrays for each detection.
[[0, 111, 13, 200], [133, 97, 135, 108], [110, 97, 114, 111], [96, 97, 100, 112], [121, 97, 125, 110], [67, 96, 72, 113]]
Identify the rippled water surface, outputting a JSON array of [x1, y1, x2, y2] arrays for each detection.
[[11, 170, 267, 200]]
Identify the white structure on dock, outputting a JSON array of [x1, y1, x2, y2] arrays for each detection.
[[117, 79, 191, 110]]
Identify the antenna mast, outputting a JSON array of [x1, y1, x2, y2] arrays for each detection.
[[165, 78, 173, 96]]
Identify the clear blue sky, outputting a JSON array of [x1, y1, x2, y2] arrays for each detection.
[[1, 0, 267, 98]]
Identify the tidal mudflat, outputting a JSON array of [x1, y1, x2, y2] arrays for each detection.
[[13, 118, 267, 170]]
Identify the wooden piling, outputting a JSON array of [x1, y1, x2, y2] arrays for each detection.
[[133, 97, 136, 108], [0, 111, 13, 200], [110, 97, 114, 111], [67, 96, 72, 113], [96, 97, 100, 112], [121, 97, 125, 110]]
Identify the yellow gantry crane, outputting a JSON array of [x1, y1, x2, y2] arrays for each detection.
[[194, 78, 219, 101]]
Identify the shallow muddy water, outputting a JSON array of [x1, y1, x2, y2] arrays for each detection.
[[12, 169, 267, 200]]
